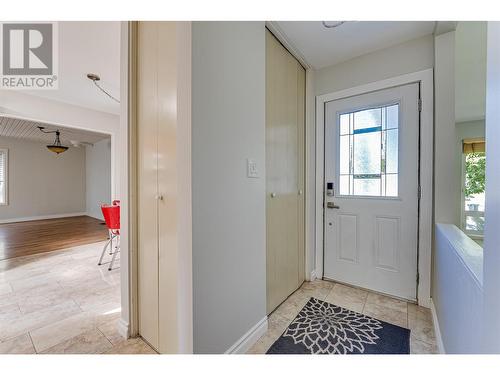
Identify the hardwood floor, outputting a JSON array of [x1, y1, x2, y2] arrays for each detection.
[[0, 216, 109, 260]]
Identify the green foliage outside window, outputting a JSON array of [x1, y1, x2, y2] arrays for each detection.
[[464, 152, 486, 198]]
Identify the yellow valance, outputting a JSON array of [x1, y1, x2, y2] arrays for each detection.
[[463, 138, 485, 154]]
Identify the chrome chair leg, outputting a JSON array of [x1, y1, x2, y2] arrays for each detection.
[[109, 230, 114, 255], [108, 236, 119, 271], [98, 236, 112, 266]]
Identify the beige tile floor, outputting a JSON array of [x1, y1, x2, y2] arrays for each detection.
[[247, 279, 439, 354], [0, 241, 156, 354]]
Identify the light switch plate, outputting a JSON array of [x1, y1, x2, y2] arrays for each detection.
[[247, 158, 259, 178]]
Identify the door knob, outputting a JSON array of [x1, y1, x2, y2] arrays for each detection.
[[270, 192, 277, 198], [155, 195, 164, 201], [326, 202, 340, 209], [298, 189, 303, 196]]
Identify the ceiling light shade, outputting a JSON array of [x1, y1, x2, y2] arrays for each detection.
[[322, 21, 346, 29], [47, 144, 69, 154]]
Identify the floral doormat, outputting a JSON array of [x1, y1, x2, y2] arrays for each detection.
[[267, 298, 410, 354]]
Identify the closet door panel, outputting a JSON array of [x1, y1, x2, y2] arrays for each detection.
[[282, 48, 299, 297], [266, 30, 304, 313], [137, 21, 160, 350], [297, 63, 306, 284], [156, 21, 180, 354]]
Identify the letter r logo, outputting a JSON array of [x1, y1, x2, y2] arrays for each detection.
[[2, 23, 53, 75]]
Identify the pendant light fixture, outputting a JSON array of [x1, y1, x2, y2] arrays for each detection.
[[37, 126, 69, 154]]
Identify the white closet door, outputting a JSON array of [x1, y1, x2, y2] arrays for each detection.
[[156, 21, 181, 354], [137, 21, 160, 351]]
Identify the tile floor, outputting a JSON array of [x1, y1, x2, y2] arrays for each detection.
[[247, 279, 439, 354], [0, 241, 155, 354], [1, 242, 438, 355]]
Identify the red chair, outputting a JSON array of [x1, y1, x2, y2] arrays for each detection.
[[99, 204, 120, 271]]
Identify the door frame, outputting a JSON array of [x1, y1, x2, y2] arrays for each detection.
[[314, 69, 434, 307]]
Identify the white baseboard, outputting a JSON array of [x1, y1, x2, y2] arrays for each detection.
[[310, 269, 317, 281], [418, 296, 432, 309], [0, 212, 88, 224], [225, 316, 268, 354], [117, 318, 130, 339], [430, 298, 445, 354]]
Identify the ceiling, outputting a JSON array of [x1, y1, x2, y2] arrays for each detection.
[[275, 21, 436, 69], [25, 22, 121, 115], [0, 116, 110, 146]]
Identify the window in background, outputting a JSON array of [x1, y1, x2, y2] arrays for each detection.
[[0, 149, 7, 205], [461, 138, 485, 244]]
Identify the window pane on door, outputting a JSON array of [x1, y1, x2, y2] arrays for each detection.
[[353, 178, 380, 196], [338, 104, 399, 197], [385, 129, 399, 174], [353, 132, 381, 175], [353, 108, 382, 131]]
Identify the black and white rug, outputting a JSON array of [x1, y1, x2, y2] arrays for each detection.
[[267, 298, 410, 354]]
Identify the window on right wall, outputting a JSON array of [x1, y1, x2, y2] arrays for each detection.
[[461, 138, 486, 246]]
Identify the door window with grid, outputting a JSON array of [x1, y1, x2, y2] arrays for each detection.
[[0, 149, 7, 205], [338, 104, 399, 197]]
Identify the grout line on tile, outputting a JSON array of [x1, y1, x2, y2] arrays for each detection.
[[97, 325, 115, 347], [27, 331, 38, 354]]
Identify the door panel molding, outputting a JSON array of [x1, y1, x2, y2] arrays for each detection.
[[314, 69, 434, 307], [336, 213, 358, 263], [374, 215, 401, 272]]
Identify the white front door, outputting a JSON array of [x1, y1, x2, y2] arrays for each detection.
[[323, 83, 419, 301]]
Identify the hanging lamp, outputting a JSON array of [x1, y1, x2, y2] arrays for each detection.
[[37, 126, 69, 154]]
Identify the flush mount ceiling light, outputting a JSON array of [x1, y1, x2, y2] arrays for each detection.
[[322, 21, 346, 29], [37, 126, 69, 154], [70, 140, 94, 148], [87, 73, 120, 103]]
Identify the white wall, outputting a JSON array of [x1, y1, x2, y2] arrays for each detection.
[[0, 137, 85, 221], [433, 224, 483, 353], [434, 31, 460, 226], [455, 22, 487, 123], [482, 21, 500, 353], [314, 35, 434, 95], [85, 138, 112, 219], [192, 21, 266, 353]]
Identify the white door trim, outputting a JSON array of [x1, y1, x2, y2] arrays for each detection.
[[314, 69, 434, 307]]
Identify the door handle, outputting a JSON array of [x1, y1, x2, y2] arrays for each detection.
[[270, 192, 277, 198], [155, 195, 164, 201], [326, 202, 340, 209]]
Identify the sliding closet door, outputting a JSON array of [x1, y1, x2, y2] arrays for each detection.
[[266, 30, 306, 314], [297, 65, 306, 284], [155, 21, 181, 354], [137, 21, 160, 350]]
